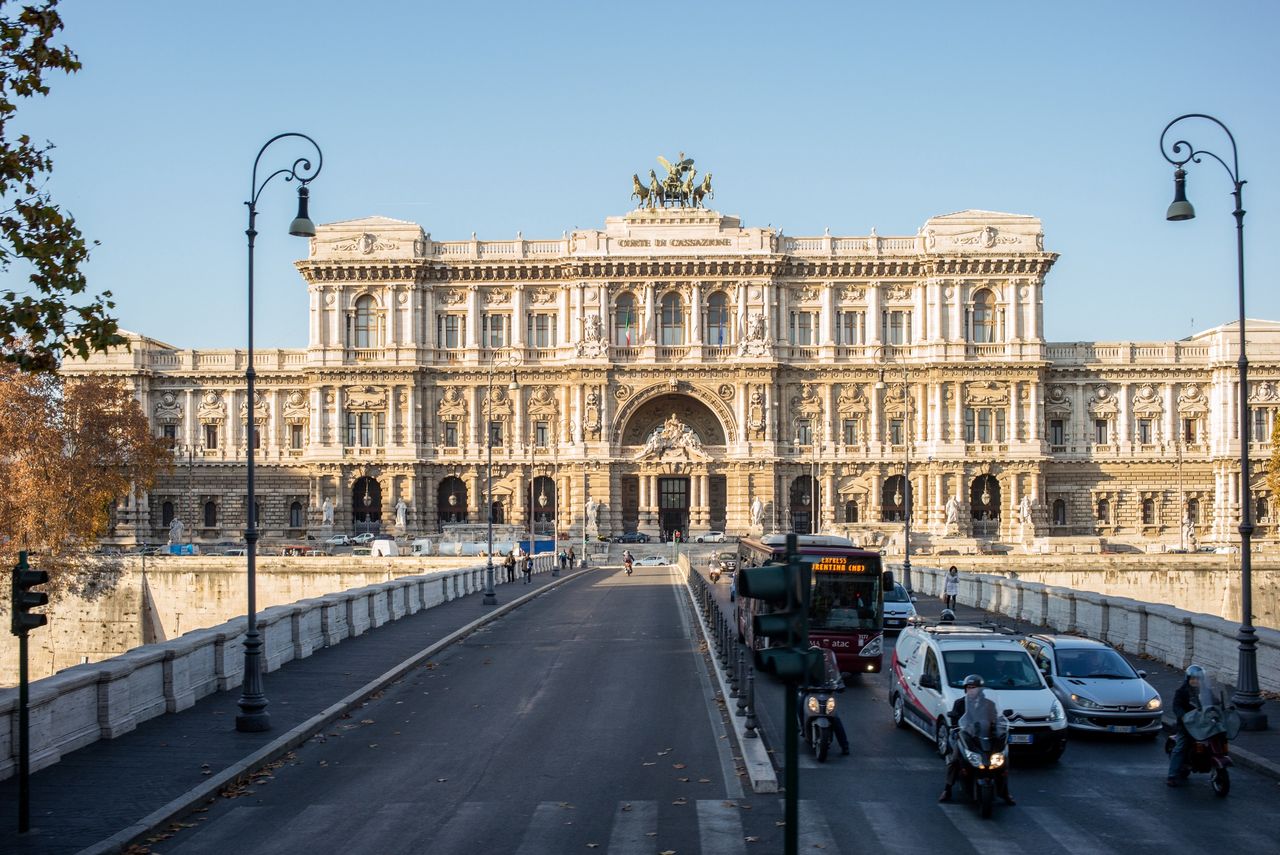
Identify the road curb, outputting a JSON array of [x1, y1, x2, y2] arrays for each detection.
[[1160, 712, 1280, 782], [676, 569, 779, 794], [76, 569, 590, 855]]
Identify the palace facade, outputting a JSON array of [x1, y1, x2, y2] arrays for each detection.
[[66, 204, 1280, 552]]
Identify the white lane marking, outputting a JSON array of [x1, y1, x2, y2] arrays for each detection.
[[513, 802, 573, 855], [696, 799, 747, 855], [606, 800, 659, 855], [422, 801, 493, 855], [938, 802, 1028, 854], [672, 566, 744, 799], [854, 800, 937, 855], [1023, 805, 1118, 855], [797, 799, 841, 854]]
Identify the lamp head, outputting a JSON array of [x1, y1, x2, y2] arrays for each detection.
[[1166, 168, 1195, 221], [875, 368, 886, 391], [508, 370, 520, 392], [289, 185, 317, 237]]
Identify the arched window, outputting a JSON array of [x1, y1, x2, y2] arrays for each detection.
[[161, 501, 175, 527], [1141, 498, 1155, 526], [1186, 498, 1199, 524], [706, 292, 730, 346], [1052, 499, 1067, 526], [354, 295, 374, 348], [615, 294, 637, 346], [659, 293, 684, 345], [289, 501, 303, 528], [844, 500, 859, 524], [1096, 499, 1109, 524], [490, 501, 505, 524], [204, 501, 217, 528], [1257, 497, 1270, 523], [972, 289, 996, 343]]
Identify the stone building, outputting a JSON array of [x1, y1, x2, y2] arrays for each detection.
[[64, 198, 1280, 553]]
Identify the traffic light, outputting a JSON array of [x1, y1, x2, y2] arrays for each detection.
[[736, 534, 823, 682], [11, 553, 49, 635]]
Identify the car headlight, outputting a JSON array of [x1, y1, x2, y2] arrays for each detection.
[[1050, 700, 1065, 721], [1069, 693, 1104, 710], [1146, 696, 1163, 710], [989, 752, 1006, 768], [825, 697, 837, 715], [807, 695, 820, 714]]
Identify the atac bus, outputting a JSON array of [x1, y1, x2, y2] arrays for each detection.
[[735, 534, 891, 674]]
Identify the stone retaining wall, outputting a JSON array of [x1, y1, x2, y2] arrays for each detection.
[[0, 555, 556, 781], [908, 563, 1280, 695]]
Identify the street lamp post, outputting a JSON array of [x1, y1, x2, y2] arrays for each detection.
[[484, 349, 521, 605], [1161, 113, 1267, 730], [876, 347, 913, 592], [237, 133, 322, 733]]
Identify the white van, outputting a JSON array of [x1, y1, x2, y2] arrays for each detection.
[[889, 623, 1067, 761], [371, 537, 399, 557], [411, 538, 434, 557]]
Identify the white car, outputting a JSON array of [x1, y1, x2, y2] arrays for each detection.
[[634, 555, 668, 566], [352, 532, 376, 544], [325, 534, 353, 546], [695, 531, 726, 543], [882, 583, 917, 631], [889, 623, 1067, 761]]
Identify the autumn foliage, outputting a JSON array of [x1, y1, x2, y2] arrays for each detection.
[[0, 363, 168, 592]]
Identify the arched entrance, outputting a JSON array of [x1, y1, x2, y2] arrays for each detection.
[[970, 474, 1000, 536], [352, 476, 382, 532], [528, 476, 555, 537], [438, 476, 468, 525], [789, 476, 818, 534], [882, 475, 906, 522]]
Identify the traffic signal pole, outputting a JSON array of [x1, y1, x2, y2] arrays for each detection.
[[12, 550, 50, 834], [784, 680, 798, 855]]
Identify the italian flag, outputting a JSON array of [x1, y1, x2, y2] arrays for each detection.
[[624, 310, 632, 346]]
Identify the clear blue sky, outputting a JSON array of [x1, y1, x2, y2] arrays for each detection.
[[10, 0, 1280, 350]]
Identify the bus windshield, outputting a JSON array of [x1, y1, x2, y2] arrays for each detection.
[[805, 555, 882, 631]]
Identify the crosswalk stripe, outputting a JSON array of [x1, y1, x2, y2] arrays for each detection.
[[797, 799, 841, 854], [1022, 805, 1117, 855], [696, 799, 747, 855], [417, 801, 492, 855], [513, 802, 573, 855], [938, 803, 1028, 854], [854, 800, 934, 854], [606, 800, 659, 855]]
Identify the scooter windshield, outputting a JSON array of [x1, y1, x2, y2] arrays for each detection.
[[960, 690, 1008, 751]]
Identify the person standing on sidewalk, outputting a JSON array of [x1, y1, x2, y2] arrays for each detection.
[[558, 548, 569, 573], [567, 545, 576, 568], [523, 553, 534, 584], [943, 566, 960, 611], [504, 550, 516, 584]]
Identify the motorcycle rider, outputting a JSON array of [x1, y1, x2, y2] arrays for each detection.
[[796, 649, 850, 756], [1167, 664, 1205, 787], [939, 675, 1015, 805], [622, 549, 634, 574]]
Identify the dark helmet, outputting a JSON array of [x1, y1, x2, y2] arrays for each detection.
[[1185, 664, 1205, 681], [939, 608, 956, 623], [963, 674, 985, 689]]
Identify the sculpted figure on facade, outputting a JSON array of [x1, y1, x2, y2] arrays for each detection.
[[747, 389, 766, 437], [583, 389, 602, 438], [395, 499, 408, 530], [944, 495, 961, 529], [750, 496, 765, 528], [322, 497, 335, 527], [635, 414, 705, 459], [576, 313, 608, 358], [154, 392, 182, 423], [585, 496, 600, 536], [738, 311, 770, 357], [168, 517, 184, 545]]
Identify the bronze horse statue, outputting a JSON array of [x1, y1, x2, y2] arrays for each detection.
[[631, 173, 650, 207], [692, 173, 714, 208]]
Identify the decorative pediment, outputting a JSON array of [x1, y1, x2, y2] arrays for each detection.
[[884, 282, 913, 302], [1178, 383, 1208, 415], [791, 383, 823, 418], [838, 284, 865, 302], [197, 391, 227, 423], [330, 232, 401, 255], [437, 387, 468, 419], [1045, 385, 1071, 417], [345, 386, 388, 412], [439, 289, 466, 306], [239, 391, 270, 422], [883, 384, 914, 417], [282, 390, 309, 421], [1089, 385, 1118, 417], [1249, 380, 1279, 404], [483, 288, 511, 306], [633, 414, 710, 461], [529, 288, 558, 305], [792, 285, 821, 305], [481, 386, 513, 420], [1132, 384, 1164, 417], [527, 386, 559, 418], [153, 392, 182, 424], [838, 384, 868, 415], [965, 381, 1008, 407]]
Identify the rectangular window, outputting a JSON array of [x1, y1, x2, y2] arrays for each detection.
[[534, 421, 549, 448], [437, 314, 465, 349], [489, 421, 503, 446], [842, 417, 860, 445], [977, 409, 992, 443], [1050, 419, 1065, 446], [1137, 418, 1152, 444], [882, 310, 911, 345], [888, 418, 904, 446], [1095, 418, 1108, 444], [795, 420, 812, 445], [161, 423, 177, 443], [964, 408, 976, 443], [527, 314, 557, 348], [1253, 408, 1267, 442], [251, 424, 261, 450], [443, 421, 458, 448], [1182, 417, 1198, 444], [374, 413, 386, 447], [996, 410, 1006, 443], [345, 412, 356, 447], [290, 423, 304, 449], [204, 423, 218, 449], [789, 312, 817, 345], [481, 313, 508, 348], [837, 311, 863, 345]]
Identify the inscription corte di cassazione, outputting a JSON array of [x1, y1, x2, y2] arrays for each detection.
[[618, 238, 733, 248]]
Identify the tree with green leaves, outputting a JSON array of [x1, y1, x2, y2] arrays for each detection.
[[0, 0, 123, 372]]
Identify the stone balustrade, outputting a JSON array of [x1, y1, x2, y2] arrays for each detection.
[[908, 564, 1280, 695], [0, 555, 556, 781]]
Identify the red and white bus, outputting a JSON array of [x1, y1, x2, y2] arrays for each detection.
[[735, 534, 890, 675]]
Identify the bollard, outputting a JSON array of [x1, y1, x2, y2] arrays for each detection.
[[735, 647, 748, 716], [744, 665, 759, 738], [728, 641, 740, 698], [720, 621, 730, 667]]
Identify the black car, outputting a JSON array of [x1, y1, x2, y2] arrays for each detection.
[[614, 531, 649, 544]]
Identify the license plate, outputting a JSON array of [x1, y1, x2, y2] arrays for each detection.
[[1107, 725, 1135, 733], [1009, 734, 1033, 744]]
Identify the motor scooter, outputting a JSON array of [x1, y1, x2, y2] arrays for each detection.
[[708, 562, 721, 583], [949, 712, 1011, 818], [1165, 676, 1239, 797], [797, 647, 845, 762]]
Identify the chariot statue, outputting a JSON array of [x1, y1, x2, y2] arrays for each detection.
[[631, 153, 713, 209]]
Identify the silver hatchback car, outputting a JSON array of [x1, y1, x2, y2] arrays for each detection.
[[1021, 634, 1163, 735]]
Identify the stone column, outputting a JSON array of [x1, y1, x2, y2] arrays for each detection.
[[466, 285, 480, 354], [690, 281, 702, 344], [764, 384, 774, 442], [643, 282, 656, 344], [1008, 473, 1021, 542], [1118, 383, 1131, 449], [870, 472, 883, 523], [558, 285, 570, 350], [867, 283, 882, 344], [820, 282, 835, 345], [952, 381, 964, 444], [1162, 383, 1176, 445], [1028, 382, 1041, 442], [1009, 381, 1021, 443], [870, 384, 882, 445], [573, 385, 584, 445], [737, 383, 748, 443]]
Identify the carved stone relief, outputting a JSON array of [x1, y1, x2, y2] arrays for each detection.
[[345, 386, 388, 411], [154, 392, 182, 424]]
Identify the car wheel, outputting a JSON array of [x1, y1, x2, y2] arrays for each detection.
[[935, 719, 950, 758], [1045, 741, 1066, 763], [892, 694, 907, 729]]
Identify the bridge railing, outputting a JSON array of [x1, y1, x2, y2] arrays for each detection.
[[903, 563, 1280, 695], [0, 552, 558, 781]]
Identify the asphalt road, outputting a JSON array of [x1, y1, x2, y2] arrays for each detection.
[[151, 553, 1280, 855]]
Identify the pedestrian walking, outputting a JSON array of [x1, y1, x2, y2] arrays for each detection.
[[943, 565, 960, 611], [558, 548, 569, 573], [504, 550, 516, 584], [523, 553, 534, 584], [567, 545, 576, 568]]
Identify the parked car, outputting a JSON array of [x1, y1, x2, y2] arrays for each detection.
[[352, 532, 376, 544], [614, 531, 649, 544], [889, 622, 1067, 761], [222, 548, 247, 557], [325, 534, 353, 546], [695, 531, 726, 543], [882, 582, 917, 631], [1020, 634, 1163, 735], [635, 555, 667, 566], [352, 546, 373, 556]]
